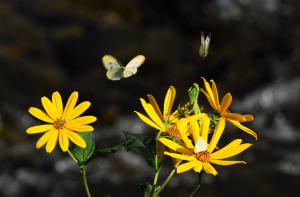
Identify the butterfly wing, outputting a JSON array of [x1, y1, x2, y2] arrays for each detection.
[[123, 55, 145, 78], [194, 136, 208, 153], [123, 66, 138, 78], [201, 31, 205, 45], [126, 55, 145, 69], [199, 31, 206, 58], [204, 32, 211, 56], [106, 66, 124, 80], [102, 55, 122, 70]]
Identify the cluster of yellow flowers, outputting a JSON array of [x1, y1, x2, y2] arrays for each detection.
[[135, 77, 257, 176], [24, 77, 257, 197], [25, 77, 256, 177]]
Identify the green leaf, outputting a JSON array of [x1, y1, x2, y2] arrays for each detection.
[[140, 182, 160, 197], [123, 131, 156, 167], [71, 131, 95, 164], [85, 139, 135, 165]]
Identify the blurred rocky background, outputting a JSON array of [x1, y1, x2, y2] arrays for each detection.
[[1, 0, 300, 196]]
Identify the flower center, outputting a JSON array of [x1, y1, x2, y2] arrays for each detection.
[[195, 150, 211, 163], [165, 125, 181, 139], [54, 119, 65, 129]]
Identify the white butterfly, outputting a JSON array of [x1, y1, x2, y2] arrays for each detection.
[[102, 55, 145, 80], [194, 136, 208, 153], [199, 31, 211, 59]]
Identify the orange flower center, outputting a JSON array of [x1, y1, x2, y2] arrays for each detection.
[[195, 150, 211, 163], [54, 119, 65, 129], [165, 125, 181, 139]]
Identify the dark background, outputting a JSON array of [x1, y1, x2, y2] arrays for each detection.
[[1, 0, 300, 196]]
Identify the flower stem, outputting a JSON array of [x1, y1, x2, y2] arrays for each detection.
[[67, 149, 79, 165], [150, 170, 159, 197], [150, 131, 163, 197], [153, 160, 181, 197], [67, 150, 91, 197], [81, 166, 92, 197], [188, 171, 203, 197]]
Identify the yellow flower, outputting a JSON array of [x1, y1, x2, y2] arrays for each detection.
[[26, 91, 97, 153], [135, 86, 187, 163], [159, 117, 252, 175], [200, 77, 257, 139], [134, 86, 180, 132]]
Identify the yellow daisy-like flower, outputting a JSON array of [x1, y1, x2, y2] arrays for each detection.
[[159, 117, 252, 175], [134, 86, 177, 132], [134, 86, 188, 164], [200, 77, 257, 139], [26, 91, 97, 153]]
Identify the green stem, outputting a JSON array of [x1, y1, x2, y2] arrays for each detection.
[[153, 160, 182, 197], [81, 166, 91, 197], [67, 149, 79, 165], [155, 131, 163, 170], [188, 171, 203, 197], [150, 170, 160, 197], [157, 154, 166, 171], [67, 150, 91, 197], [150, 131, 163, 197]]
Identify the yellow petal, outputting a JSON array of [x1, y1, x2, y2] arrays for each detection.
[[220, 93, 232, 113], [62, 92, 78, 120], [163, 86, 176, 122], [210, 80, 220, 109], [210, 159, 246, 165], [199, 88, 218, 111], [241, 115, 254, 122], [164, 151, 196, 161], [200, 116, 210, 143], [36, 129, 55, 149], [46, 129, 59, 153], [41, 96, 57, 120], [65, 101, 91, 122], [147, 94, 163, 121], [52, 92, 63, 119], [135, 111, 165, 131], [223, 113, 245, 122], [190, 118, 200, 144], [159, 138, 194, 155], [158, 141, 166, 161], [59, 129, 69, 152], [65, 128, 86, 148], [65, 123, 94, 132], [188, 113, 208, 120], [169, 149, 180, 166], [177, 160, 199, 173], [212, 139, 242, 156], [68, 116, 97, 125], [140, 99, 166, 129], [201, 77, 218, 110], [177, 121, 195, 150], [226, 119, 257, 139], [208, 117, 225, 152], [203, 162, 217, 175], [211, 143, 252, 160], [28, 107, 54, 123], [26, 124, 54, 134], [194, 162, 204, 173]]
